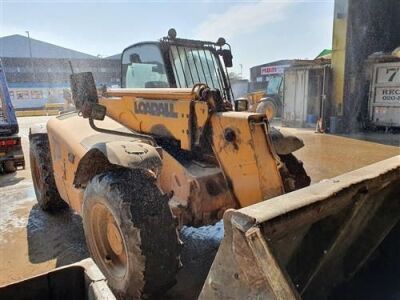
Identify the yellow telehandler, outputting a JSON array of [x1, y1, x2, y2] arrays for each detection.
[[28, 30, 399, 299]]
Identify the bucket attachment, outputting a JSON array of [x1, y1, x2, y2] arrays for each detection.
[[200, 156, 400, 299]]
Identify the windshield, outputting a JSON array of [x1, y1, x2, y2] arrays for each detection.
[[266, 76, 282, 95], [169, 45, 228, 95], [122, 44, 169, 88]]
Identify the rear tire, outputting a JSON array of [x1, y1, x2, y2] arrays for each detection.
[[279, 153, 311, 192], [256, 98, 278, 120], [82, 168, 181, 299], [29, 134, 66, 212]]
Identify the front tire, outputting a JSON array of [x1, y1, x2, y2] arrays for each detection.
[[82, 168, 181, 299], [29, 134, 66, 212]]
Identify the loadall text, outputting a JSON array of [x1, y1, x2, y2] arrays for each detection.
[[134, 99, 178, 118]]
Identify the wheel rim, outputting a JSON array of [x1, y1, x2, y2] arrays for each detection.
[[90, 202, 128, 281]]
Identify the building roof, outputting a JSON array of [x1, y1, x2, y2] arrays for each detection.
[[250, 59, 316, 70], [316, 49, 332, 59], [251, 60, 295, 70], [0, 34, 97, 59], [106, 53, 121, 60]]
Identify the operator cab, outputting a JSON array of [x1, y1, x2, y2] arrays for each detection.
[[121, 29, 235, 103]]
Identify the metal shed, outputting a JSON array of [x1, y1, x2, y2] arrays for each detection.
[[282, 63, 331, 128]]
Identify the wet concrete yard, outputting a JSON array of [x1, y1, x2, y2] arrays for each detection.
[[0, 117, 88, 285], [0, 116, 399, 297]]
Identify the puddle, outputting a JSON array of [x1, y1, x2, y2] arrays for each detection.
[[0, 182, 36, 242]]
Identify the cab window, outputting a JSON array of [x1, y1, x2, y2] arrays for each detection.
[[121, 44, 169, 88], [266, 76, 283, 95]]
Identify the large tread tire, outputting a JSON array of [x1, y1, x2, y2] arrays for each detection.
[[256, 98, 278, 120], [279, 153, 311, 192], [29, 134, 67, 212], [82, 168, 181, 299]]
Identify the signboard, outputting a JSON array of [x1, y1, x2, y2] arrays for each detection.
[[260, 65, 289, 75], [369, 62, 400, 127], [375, 87, 400, 102], [376, 65, 400, 84]]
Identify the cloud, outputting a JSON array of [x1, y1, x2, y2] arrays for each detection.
[[195, 1, 294, 41]]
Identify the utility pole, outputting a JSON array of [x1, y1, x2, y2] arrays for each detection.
[[25, 31, 36, 82], [239, 64, 243, 79]]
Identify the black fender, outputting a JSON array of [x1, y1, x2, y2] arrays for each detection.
[[29, 123, 48, 138], [73, 141, 162, 188], [269, 127, 304, 155]]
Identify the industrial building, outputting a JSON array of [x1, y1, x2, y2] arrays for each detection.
[[324, 0, 399, 132], [0, 34, 120, 109], [248, 0, 400, 133]]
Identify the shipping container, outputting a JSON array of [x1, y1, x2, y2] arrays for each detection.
[[368, 62, 400, 128]]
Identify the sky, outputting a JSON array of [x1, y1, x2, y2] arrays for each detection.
[[0, 0, 334, 78]]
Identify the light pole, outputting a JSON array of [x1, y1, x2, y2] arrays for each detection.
[[25, 31, 36, 82]]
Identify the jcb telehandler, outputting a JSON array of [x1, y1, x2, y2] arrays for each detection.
[[29, 30, 309, 298], [29, 30, 400, 299]]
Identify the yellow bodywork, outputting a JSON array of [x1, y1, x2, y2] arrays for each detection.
[[247, 90, 265, 111], [47, 87, 284, 225], [211, 112, 283, 206], [101, 88, 284, 207], [101, 88, 197, 150], [244, 90, 277, 120]]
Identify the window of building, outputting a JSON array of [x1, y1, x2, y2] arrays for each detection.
[[31, 90, 43, 99], [16, 90, 30, 100]]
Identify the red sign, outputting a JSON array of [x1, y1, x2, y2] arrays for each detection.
[[260, 65, 288, 75]]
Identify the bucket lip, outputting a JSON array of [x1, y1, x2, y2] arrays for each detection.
[[236, 155, 400, 226]]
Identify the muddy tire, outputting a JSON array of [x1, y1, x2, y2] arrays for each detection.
[[29, 134, 66, 212], [256, 98, 278, 120], [279, 153, 311, 192], [82, 168, 181, 299], [3, 160, 16, 173]]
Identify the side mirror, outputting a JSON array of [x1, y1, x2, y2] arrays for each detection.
[[70, 72, 106, 120], [218, 49, 233, 68], [234, 98, 248, 112], [70, 72, 98, 109]]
